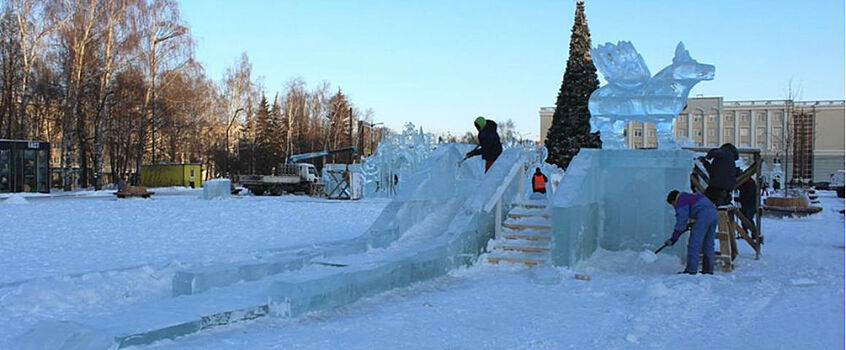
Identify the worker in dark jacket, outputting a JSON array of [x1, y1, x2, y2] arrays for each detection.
[[464, 116, 503, 173], [699, 143, 738, 206], [532, 168, 548, 194], [736, 168, 757, 235], [665, 190, 718, 275]]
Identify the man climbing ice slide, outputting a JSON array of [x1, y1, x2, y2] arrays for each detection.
[[463, 116, 502, 173]]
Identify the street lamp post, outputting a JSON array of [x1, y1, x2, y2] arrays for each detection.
[[225, 108, 244, 178], [364, 121, 384, 155]]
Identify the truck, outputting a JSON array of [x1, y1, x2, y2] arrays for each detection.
[[240, 163, 323, 196], [239, 147, 357, 197]]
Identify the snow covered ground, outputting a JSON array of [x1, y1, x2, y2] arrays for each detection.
[[145, 191, 844, 349], [0, 192, 388, 347]]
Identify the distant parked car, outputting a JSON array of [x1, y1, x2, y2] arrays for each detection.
[[831, 171, 845, 198], [813, 182, 831, 191]]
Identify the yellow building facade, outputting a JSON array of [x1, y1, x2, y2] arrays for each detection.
[[140, 163, 203, 188]]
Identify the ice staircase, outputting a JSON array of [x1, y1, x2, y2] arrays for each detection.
[[487, 196, 552, 266]]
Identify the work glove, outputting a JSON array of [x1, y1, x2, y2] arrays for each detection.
[[664, 238, 675, 246]]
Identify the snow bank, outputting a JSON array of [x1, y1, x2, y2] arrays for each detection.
[[3, 193, 28, 204]]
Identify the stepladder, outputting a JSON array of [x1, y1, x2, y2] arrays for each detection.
[[714, 207, 738, 272]]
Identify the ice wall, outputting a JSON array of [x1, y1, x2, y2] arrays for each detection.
[[550, 149, 693, 266]]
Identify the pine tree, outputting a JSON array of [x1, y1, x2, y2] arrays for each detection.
[[270, 94, 286, 159], [254, 95, 276, 174], [545, 0, 602, 170]]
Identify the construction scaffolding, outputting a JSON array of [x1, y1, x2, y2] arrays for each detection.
[[791, 108, 815, 182], [685, 146, 763, 261]]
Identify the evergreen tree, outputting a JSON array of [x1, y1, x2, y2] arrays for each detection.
[[545, 0, 602, 170], [254, 95, 276, 174], [267, 94, 285, 159]]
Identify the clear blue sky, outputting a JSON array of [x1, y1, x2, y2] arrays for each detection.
[[179, 0, 845, 139]]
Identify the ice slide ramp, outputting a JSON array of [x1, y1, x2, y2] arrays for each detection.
[[15, 145, 532, 349]]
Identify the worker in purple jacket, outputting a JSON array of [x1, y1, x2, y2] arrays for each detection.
[[665, 190, 718, 274]]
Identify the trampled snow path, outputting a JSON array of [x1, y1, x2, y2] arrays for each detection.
[[0, 194, 388, 347], [147, 191, 844, 349]]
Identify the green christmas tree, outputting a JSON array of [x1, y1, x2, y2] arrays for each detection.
[[545, 0, 602, 170]]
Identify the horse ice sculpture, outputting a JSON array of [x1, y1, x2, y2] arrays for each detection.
[[588, 41, 715, 149]]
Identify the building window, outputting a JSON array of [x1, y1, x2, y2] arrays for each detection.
[[774, 112, 784, 121], [724, 128, 734, 137], [756, 127, 766, 138], [634, 130, 643, 137], [696, 130, 702, 136], [648, 130, 655, 137], [772, 127, 783, 137], [693, 115, 701, 122], [741, 113, 750, 122], [709, 115, 718, 122], [740, 128, 750, 137], [725, 114, 734, 122], [757, 113, 767, 122], [708, 129, 716, 137]]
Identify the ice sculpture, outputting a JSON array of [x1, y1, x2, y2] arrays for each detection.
[[202, 178, 231, 200], [588, 41, 715, 149], [361, 122, 435, 197]]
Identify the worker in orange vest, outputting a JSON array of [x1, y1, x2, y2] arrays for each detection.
[[532, 168, 548, 194]]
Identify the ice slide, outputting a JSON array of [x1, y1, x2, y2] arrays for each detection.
[[15, 144, 535, 349]]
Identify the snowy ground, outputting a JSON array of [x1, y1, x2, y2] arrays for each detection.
[[145, 191, 844, 349], [0, 192, 388, 347]]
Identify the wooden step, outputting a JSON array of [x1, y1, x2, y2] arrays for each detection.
[[503, 222, 551, 231], [507, 212, 550, 219], [503, 230, 551, 241], [494, 244, 550, 253], [487, 252, 547, 266], [512, 201, 548, 210]]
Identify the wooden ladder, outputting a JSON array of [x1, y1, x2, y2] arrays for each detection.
[[715, 207, 738, 272]]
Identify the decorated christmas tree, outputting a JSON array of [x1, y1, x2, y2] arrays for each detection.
[[545, 0, 602, 170]]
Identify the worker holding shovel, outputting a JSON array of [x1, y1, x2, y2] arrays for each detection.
[[463, 117, 502, 173], [664, 190, 718, 275]]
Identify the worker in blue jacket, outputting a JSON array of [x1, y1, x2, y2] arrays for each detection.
[[665, 190, 718, 274], [464, 116, 502, 173]]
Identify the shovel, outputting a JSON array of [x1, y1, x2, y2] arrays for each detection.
[[653, 225, 692, 254]]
